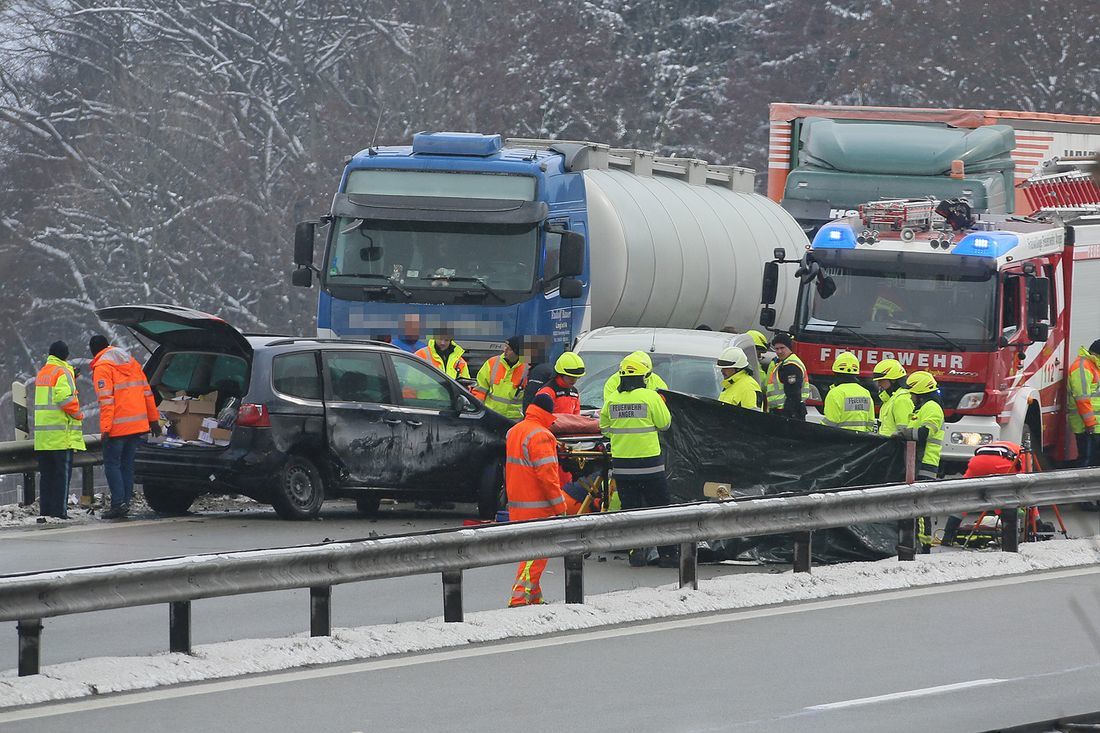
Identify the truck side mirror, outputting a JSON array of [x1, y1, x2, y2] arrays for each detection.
[[294, 221, 316, 267], [1027, 323, 1049, 342], [559, 277, 583, 299], [761, 262, 780, 305], [557, 232, 585, 277], [1026, 276, 1049, 323], [759, 307, 776, 329], [291, 268, 313, 288]]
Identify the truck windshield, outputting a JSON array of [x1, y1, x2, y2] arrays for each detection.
[[324, 218, 538, 294], [797, 264, 998, 348]]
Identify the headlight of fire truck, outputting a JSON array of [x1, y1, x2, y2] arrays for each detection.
[[950, 431, 994, 446], [956, 392, 984, 410]]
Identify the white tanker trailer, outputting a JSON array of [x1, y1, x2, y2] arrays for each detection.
[[292, 133, 802, 362]]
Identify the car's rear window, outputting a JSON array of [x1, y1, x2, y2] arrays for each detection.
[[272, 352, 322, 400], [154, 351, 249, 406]]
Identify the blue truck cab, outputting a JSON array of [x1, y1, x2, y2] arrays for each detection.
[[292, 132, 588, 366]]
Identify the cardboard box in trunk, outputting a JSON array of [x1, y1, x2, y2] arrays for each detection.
[[198, 417, 232, 446], [159, 391, 218, 442]]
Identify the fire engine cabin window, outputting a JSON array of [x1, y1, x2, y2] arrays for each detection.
[[272, 352, 322, 400], [1001, 275, 1021, 340], [391, 356, 455, 411], [799, 252, 998, 346], [324, 352, 392, 404]]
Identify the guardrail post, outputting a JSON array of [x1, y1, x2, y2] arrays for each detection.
[[1002, 509, 1019, 553], [442, 570, 463, 622], [564, 554, 584, 604], [793, 532, 812, 573], [310, 586, 331, 636], [898, 439, 918, 561], [898, 520, 917, 561], [169, 601, 191, 654], [21, 471, 35, 507], [679, 542, 698, 590], [81, 465, 94, 508], [17, 619, 42, 676]]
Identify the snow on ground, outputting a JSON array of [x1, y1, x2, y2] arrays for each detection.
[[0, 494, 262, 528], [1, 536, 1099, 709]]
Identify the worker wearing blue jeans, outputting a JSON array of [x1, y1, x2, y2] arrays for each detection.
[[102, 434, 142, 514]]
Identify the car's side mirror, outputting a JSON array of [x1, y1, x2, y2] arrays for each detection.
[[456, 393, 479, 413]]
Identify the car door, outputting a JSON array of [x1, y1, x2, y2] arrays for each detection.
[[386, 352, 504, 493], [321, 350, 406, 488]]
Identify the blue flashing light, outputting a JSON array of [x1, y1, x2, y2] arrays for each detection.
[[812, 223, 857, 249], [952, 231, 1020, 258], [412, 132, 502, 157]]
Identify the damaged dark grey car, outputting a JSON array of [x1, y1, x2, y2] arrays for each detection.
[[96, 305, 511, 520]]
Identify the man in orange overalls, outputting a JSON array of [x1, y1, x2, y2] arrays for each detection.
[[90, 335, 161, 519], [505, 392, 566, 607]]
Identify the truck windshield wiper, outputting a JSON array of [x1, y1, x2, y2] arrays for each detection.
[[427, 275, 505, 303], [886, 326, 964, 352], [829, 323, 875, 346], [342, 273, 412, 298]]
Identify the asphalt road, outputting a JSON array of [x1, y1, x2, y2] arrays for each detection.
[[4, 566, 1100, 732], [0, 500, 781, 670]]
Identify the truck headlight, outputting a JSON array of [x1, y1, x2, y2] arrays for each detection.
[[956, 392, 984, 410], [950, 431, 993, 446]]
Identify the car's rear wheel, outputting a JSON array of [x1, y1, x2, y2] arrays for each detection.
[[273, 455, 324, 520], [142, 483, 195, 515], [355, 495, 382, 516], [477, 459, 503, 520]]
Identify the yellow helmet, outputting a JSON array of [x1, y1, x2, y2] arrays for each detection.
[[871, 358, 906, 381], [746, 329, 768, 350], [906, 370, 939, 395], [554, 351, 586, 377], [832, 351, 861, 375], [619, 352, 651, 377]]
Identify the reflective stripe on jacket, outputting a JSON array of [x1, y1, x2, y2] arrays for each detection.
[[415, 340, 470, 380], [91, 346, 158, 437], [823, 382, 875, 432], [1068, 347, 1100, 434], [505, 404, 565, 521], [476, 355, 528, 420], [764, 354, 811, 410], [908, 400, 945, 471], [600, 385, 671, 475], [33, 356, 86, 451], [602, 371, 667, 403], [718, 371, 762, 411], [878, 388, 914, 437]]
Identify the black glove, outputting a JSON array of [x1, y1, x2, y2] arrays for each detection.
[[150, 421, 163, 437]]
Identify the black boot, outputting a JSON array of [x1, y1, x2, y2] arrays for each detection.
[[941, 515, 963, 547]]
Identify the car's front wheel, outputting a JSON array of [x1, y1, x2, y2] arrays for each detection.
[[142, 482, 195, 515], [272, 455, 325, 520], [477, 459, 503, 520]]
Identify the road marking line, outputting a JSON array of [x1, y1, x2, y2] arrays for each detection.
[[3, 564, 1099, 722], [805, 678, 1006, 710]]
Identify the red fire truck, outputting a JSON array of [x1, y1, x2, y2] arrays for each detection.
[[759, 199, 1100, 469]]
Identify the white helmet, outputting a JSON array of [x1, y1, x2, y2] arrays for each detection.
[[716, 346, 749, 369]]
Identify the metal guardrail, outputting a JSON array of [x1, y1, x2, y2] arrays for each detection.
[[0, 437, 103, 506], [3, 468, 1100, 676]]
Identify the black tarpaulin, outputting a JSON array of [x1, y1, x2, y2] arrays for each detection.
[[660, 390, 908, 563]]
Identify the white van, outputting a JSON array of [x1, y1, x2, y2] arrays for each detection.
[[573, 327, 762, 409]]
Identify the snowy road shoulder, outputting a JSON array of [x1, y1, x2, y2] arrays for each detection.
[[2, 537, 1099, 711]]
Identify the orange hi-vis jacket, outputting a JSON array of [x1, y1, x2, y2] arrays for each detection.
[[91, 346, 159, 437], [505, 403, 565, 521]]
